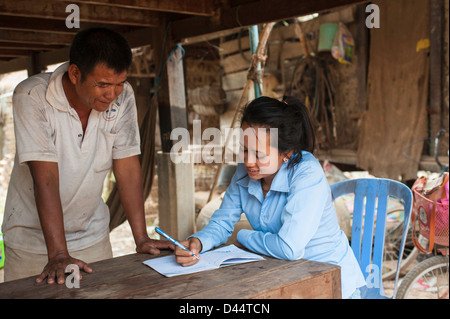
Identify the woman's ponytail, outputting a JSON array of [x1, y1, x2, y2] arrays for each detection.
[[241, 96, 317, 168]]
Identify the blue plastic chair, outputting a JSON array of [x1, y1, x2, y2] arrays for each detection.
[[330, 178, 413, 299]]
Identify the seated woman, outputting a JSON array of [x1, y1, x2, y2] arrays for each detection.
[[175, 96, 366, 298]]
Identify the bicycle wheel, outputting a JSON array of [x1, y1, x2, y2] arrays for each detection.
[[396, 255, 449, 299]]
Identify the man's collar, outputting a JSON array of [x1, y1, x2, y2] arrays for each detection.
[[45, 62, 70, 112]]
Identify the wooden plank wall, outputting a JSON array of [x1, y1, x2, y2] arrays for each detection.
[[357, 0, 430, 180]]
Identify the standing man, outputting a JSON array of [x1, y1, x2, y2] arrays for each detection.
[[2, 28, 174, 283]]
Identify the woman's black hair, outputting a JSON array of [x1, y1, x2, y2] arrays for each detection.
[[69, 28, 132, 81], [240, 96, 316, 168]]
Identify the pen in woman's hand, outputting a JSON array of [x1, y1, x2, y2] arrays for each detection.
[[155, 227, 200, 259]]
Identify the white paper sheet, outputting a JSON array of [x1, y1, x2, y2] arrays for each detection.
[[143, 244, 265, 277]]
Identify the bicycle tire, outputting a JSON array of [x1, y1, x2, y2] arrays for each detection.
[[396, 255, 449, 299]]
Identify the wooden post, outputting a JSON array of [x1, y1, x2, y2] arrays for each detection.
[[152, 23, 172, 152], [27, 51, 44, 76], [429, 0, 444, 152], [355, 3, 369, 113], [157, 151, 195, 240], [153, 25, 194, 239], [166, 46, 188, 130]]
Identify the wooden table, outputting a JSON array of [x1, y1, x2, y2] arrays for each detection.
[[0, 251, 341, 299]]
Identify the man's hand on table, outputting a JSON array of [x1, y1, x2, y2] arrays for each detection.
[[136, 237, 176, 255], [36, 251, 92, 285]]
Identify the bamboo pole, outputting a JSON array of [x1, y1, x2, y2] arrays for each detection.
[[294, 20, 310, 58]]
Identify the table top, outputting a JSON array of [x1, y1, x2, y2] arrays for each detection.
[[0, 250, 341, 299]]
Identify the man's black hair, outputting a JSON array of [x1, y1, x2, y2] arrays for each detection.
[[69, 28, 132, 81]]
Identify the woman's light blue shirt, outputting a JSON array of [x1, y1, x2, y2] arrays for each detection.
[[192, 151, 366, 298]]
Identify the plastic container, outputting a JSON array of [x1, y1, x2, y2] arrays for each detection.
[[318, 23, 338, 51]]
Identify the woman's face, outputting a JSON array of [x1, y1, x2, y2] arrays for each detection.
[[240, 121, 290, 181]]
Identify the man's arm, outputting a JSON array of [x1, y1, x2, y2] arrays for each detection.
[[27, 161, 92, 284], [112, 155, 175, 253]]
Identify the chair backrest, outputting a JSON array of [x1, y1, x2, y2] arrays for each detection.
[[330, 178, 413, 298]]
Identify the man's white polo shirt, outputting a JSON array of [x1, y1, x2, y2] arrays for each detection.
[[2, 62, 141, 254]]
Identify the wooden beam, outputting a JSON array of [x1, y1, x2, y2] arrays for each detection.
[[317, 149, 449, 174], [0, 15, 75, 34], [0, 27, 151, 75], [37, 47, 70, 68], [28, 51, 44, 75], [59, 0, 216, 16], [0, 56, 31, 74], [0, 41, 64, 51], [0, 14, 151, 48], [0, 15, 108, 34], [429, 0, 444, 142], [179, 26, 242, 46], [171, 0, 366, 41], [0, 0, 160, 27], [0, 30, 74, 45], [122, 27, 154, 49], [0, 49, 34, 57], [0, 46, 69, 75], [355, 3, 369, 113]]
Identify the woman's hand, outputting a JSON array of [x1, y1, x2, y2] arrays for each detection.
[[175, 237, 202, 267]]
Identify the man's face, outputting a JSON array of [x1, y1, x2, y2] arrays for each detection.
[[71, 63, 127, 112]]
